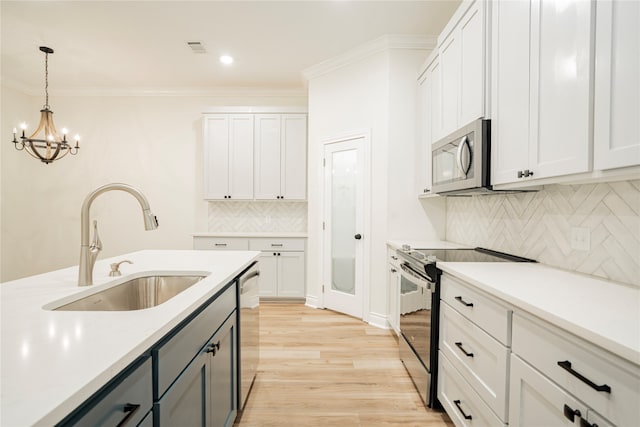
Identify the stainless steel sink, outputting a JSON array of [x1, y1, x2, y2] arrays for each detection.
[[54, 274, 206, 311]]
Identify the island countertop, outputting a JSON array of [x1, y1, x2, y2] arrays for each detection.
[[0, 249, 260, 427]]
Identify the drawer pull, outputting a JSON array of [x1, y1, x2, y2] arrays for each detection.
[[271, 243, 284, 247], [454, 342, 474, 358], [453, 399, 472, 420], [580, 418, 598, 427], [557, 360, 611, 393], [563, 404, 581, 422], [116, 403, 140, 427], [454, 296, 474, 307], [214, 243, 227, 247]]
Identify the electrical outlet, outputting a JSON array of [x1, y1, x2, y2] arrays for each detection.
[[571, 227, 590, 251]]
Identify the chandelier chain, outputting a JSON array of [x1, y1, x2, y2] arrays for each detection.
[[44, 51, 50, 109]]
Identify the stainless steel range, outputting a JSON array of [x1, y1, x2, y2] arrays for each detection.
[[395, 247, 535, 408]]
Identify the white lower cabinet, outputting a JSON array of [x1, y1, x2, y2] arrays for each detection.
[[387, 248, 400, 334], [509, 354, 588, 427], [439, 352, 505, 427], [512, 313, 640, 427], [193, 236, 307, 299], [439, 273, 510, 426], [257, 251, 305, 298]]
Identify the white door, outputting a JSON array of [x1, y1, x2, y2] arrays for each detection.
[[254, 114, 282, 200], [322, 138, 364, 319], [281, 114, 307, 200], [203, 115, 230, 199]]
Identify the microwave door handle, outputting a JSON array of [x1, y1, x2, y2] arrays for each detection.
[[456, 136, 471, 178]]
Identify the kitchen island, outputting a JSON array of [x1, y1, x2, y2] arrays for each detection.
[[0, 249, 260, 426]]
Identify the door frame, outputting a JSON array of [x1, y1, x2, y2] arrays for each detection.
[[320, 129, 371, 323]]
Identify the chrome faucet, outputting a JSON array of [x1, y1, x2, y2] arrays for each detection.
[[78, 183, 158, 286]]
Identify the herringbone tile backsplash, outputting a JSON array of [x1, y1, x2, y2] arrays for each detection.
[[208, 201, 307, 233], [446, 180, 640, 286]]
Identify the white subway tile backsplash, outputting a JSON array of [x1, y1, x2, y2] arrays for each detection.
[[446, 180, 640, 286], [208, 201, 307, 233]]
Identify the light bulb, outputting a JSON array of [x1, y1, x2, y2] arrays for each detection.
[[48, 134, 54, 141], [74, 134, 80, 141], [220, 55, 234, 65], [61, 127, 68, 135], [20, 123, 27, 130]]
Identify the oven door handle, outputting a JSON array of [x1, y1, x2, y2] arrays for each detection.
[[400, 263, 434, 292]]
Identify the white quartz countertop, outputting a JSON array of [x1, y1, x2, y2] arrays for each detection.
[[193, 232, 307, 238], [438, 262, 640, 366], [386, 239, 470, 251], [0, 249, 260, 426]]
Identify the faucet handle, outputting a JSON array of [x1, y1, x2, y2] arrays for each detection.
[[90, 220, 102, 252], [109, 260, 133, 277]]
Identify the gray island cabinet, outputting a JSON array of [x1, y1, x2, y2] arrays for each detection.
[[57, 281, 238, 427]]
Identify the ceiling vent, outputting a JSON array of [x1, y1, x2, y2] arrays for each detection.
[[187, 41, 207, 54]]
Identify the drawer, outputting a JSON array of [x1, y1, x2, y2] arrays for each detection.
[[154, 283, 237, 399], [438, 351, 506, 427], [193, 237, 249, 250], [512, 313, 640, 427], [63, 357, 153, 427], [441, 274, 511, 345], [249, 237, 305, 251], [440, 302, 509, 421]]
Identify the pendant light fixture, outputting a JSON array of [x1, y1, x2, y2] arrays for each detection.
[[11, 46, 80, 164]]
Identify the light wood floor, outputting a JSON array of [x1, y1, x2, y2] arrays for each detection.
[[235, 303, 454, 427]]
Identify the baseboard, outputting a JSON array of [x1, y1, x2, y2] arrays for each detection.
[[368, 311, 390, 330], [305, 295, 321, 309]]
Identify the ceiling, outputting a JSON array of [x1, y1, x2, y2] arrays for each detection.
[[1, 1, 459, 94]]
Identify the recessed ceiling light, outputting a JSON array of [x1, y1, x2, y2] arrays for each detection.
[[220, 55, 234, 65]]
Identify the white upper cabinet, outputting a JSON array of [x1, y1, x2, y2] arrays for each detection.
[[492, 0, 594, 186], [203, 114, 254, 200], [254, 114, 307, 200], [416, 57, 437, 196], [593, 0, 640, 170], [438, 0, 488, 138]]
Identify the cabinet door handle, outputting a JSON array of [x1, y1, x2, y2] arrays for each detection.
[[391, 256, 398, 260], [557, 360, 611, 393], [116, 403, 141, 427], [455, 342, 474, 358], [271, 243, 284, 247], [390, 268, 397, 273], [563, 404, 582, 422], [454, 296, 474, 307], [214, 243, 227, 247], [453, 400, 472, 420], [580, 418, 598, 427]]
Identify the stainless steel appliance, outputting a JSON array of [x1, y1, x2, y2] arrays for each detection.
[[396, 247, 535, 408], [237, 262, 260, 411], [431, 119, 491, 195]]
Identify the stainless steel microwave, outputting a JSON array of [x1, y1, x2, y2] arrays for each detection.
[[431, 119, 491, 195]]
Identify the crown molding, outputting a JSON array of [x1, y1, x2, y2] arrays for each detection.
[[1, 77, 307, 98], [302, 34, 437, 81]]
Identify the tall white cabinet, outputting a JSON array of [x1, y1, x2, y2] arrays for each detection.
[[593, 0, 640, 170], [438, 0, 488, 137], [254, 114, 307, 200], [203, 115, 254, 200], [492, 0, 593, 186], [203, 109, 307, 201]]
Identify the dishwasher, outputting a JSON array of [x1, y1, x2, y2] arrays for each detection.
[[237, 261, 260, 411]]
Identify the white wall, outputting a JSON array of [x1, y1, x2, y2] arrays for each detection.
[[306, 45, 444, 323], [0, 85, 306, 281]]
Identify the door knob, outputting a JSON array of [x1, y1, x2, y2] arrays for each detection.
[[354, 234, 362, 240]]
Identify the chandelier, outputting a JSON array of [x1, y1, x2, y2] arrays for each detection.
[[11, 46, 80, 164]]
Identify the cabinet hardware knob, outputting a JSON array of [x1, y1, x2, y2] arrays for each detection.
[[557, 360, 611, 393], [453, 400, 472, 420], [563, 404, 581, 422], [517, 170, 524, 178], [580, 418, 598, 427], [390, 268, 397, 273], [354, 234, 362, 240]]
